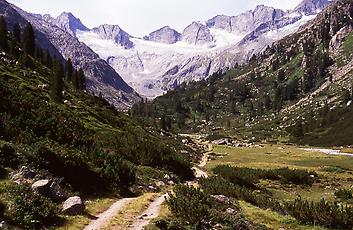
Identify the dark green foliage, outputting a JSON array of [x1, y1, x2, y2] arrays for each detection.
[[285, 197, 353, 229], [213, 165, 317, 186], [13, 23, 21, 44], [0, 201, 5, 219], [0, 141, 21, 168], [5, 184, 58, 229], [50, 59, 64, 102], [165, 184, 262, 229], [23, 23, 35, 56], [73, 68, 85, 90], [66, 58, 73, 82], [167, 185, 212, 228], [0, 16, 8, 51], [335, 189, 353, 201]]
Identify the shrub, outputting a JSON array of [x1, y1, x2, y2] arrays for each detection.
[[0, 141, 21, 168], [0, 201, 5, 219], [213, 165, 317, 187], [166, 185, 212, 228], [6, 184, 58, 229], [335, 189, 353, 201]]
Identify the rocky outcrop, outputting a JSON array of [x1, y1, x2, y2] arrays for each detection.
[[144, 26, 181, 44], [92, 24, 133, 49], [182, 22, 214, 45], [53, 12, 89, 36], [10, 166, 36, 184], [62, 196, 85, 215], [294, 0, 331, 15], [329, 26, 353, 53]]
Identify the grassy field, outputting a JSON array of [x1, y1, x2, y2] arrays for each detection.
[[205, 144, 353, 229]]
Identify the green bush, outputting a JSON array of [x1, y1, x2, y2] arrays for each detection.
[[213, 165, 317, 187], [6, 184, 58, 229], [335, 189, 353, 201], [166, 185, 212, 228], [0, 201, 5, 219], [0, 141, 21, 168]]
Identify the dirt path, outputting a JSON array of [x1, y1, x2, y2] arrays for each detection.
[[128, 152, 209, 229], [303, 148, 353, 157], [128, 194, 169, 230], [84, 198, 136, 230]]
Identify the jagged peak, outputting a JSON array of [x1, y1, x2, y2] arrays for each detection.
[[55, 11, 88, 36], [294, 0, 331, 15]]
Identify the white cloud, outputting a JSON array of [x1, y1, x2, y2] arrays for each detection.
[[7, 0, 303, 37]]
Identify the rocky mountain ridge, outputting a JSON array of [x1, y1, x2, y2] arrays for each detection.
[[1, 1, 141, 109], [65, 0, 331, 98]]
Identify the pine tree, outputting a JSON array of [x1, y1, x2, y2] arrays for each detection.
[[72, 69, 79, 89], [0, 16, 8, 51], [77, 68, 85, 90], [43, 49, 52, 68], [66, 58, 73, 82], [50, 60, 64, 102], [13, 23, 21, 44], [23, 23, 35, 56]]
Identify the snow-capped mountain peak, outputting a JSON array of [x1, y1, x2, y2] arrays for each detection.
[[54, 12, 88, 36], [144, 26, 181, 44], [91, 24, 133, 49]]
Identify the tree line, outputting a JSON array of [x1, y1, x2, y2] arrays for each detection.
[[0, 16, 85, 102]]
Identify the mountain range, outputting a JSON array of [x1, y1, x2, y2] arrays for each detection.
[[2, 0, 331, 105]]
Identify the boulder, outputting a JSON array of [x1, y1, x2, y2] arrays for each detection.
[[211, 195, 232, 203], [62, 196, 85, 215], [155, 181, 165, 187], [32, 179, 51, 195], [49, 181, 68, 201], [330, 26, 353, 52], [163, 174, 171, 181]]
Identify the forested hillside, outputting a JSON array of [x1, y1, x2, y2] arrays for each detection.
[[0, 17, 194, 229], [131, 0, 353, 146]]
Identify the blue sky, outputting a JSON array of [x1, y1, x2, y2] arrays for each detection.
[[8, 0, 303, 37]]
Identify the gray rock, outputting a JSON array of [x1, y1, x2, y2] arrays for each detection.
[[294, 0, 331, 16], [182, 22, 214, 45], [62, 196, 85, 215], [10, 166, 36, 184], [92, 24, 133, 49], [49, 181, 68, 201], [53, 12, 89, 36], [145, 26, 181, 44], [32, 179, 51, 195], [226, 208, 236, 214], [211, 195, 232, 203], [155, 181, 165, 187], [329, 26, 352, 53], [207, 15, 232, 33]]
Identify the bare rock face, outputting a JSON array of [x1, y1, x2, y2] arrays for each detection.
[[230, 5, 285, 35], [182, 22, 214, 45], [329, 26, 353, 53], [92, 24, 133, 49], [207, 15, 232, 33], [54, 12, 89, 36], [62, 196, 85, 215], [294, 0, 331, 16], [144, 26, 181, 44]]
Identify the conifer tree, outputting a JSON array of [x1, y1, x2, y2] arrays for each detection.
[[0, 16, 8, 51], [23, 23, 35, 56], [72, 69, 79, 89], [13, 23, 21, 44], [43, 49, 52, 68], [66, 58, 73, 82], [77, 68, 85, 90], [50, 60, 64, 102]]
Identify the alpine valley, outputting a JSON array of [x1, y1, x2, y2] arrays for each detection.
[[3, 0, 353, 229]]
